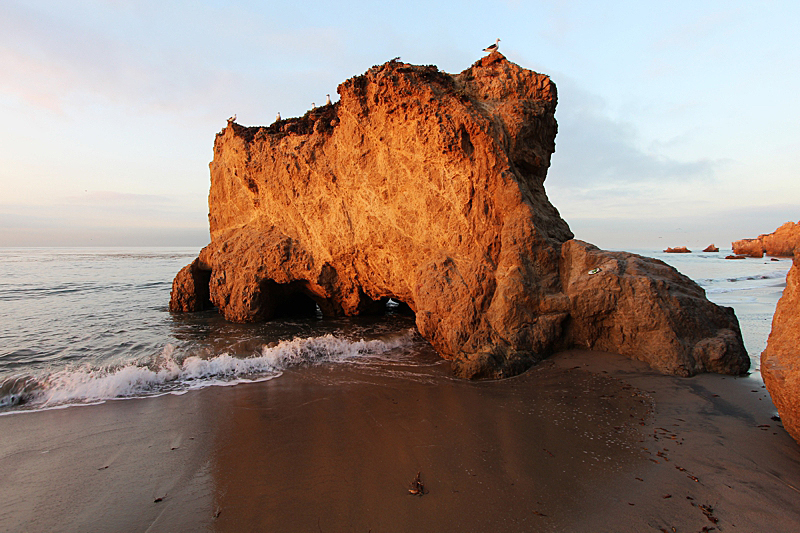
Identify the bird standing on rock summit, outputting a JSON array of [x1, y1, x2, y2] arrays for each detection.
[[483, 38, 500, 53], [326, 94, 331, 106]]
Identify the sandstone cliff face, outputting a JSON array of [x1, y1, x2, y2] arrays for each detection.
[[733, 221, 800, 257], [762, 251, 800, 445], [171, 54, 748, 379]]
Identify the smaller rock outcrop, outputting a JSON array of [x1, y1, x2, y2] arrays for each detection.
[[733, 221, 800, 257], [562, 241, 748, 377], [762, 250, 800, 446], [731, 240, 764, 258], [703, 244, 719, 252], [725, 255, 747, 260], [169, 258, 212, 312], [664, 246, 691, 253]]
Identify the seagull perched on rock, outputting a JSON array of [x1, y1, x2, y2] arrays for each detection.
[[483, 38, 500, 53], [275, 112, 281, 122], [326, 94, 332, 106], [227, 114, 236, 123]]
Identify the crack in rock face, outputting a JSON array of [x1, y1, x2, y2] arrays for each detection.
[[170, 53, 749, 379]]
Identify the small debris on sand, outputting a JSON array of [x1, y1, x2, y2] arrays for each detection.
[[408, 471, 426, 496]]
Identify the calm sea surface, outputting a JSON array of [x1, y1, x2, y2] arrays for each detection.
[[0, 247, 790, 414]]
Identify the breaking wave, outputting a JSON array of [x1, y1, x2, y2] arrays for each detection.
[[698, 270, 788, 294], [0, 330, 416, 414]]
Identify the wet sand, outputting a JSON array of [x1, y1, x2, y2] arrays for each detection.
[[1, 350, 799, 532]]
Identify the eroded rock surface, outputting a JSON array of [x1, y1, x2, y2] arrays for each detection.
[[562, 241, 746, 376], [171, 54, 749, 378], [762, 251, 800, 445], [733, 221, 800, 257]]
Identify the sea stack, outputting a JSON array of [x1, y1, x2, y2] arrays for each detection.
[[171, 54, 749, 379], [733, 221, 800, 257], [703, 244, 719, 252], [762, 250, 800, 445], [664, 246, 692, 253]]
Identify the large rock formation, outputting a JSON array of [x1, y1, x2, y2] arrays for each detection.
[[171, 53, 749, 379], [762, 250, 800, 445], [733, 221, 800, 257]]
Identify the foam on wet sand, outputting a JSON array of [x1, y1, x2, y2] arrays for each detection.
[[1, 349, 798, 532]]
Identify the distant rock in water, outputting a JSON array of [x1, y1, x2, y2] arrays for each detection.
[[725, 255, 747, 260], [664, 246, 691, 253], [171, 54, 749, 379], [732, 240, 764, 258], [732, 221, 800, 257], [703, 244, 719, 252], [762, 250, 800, 446]]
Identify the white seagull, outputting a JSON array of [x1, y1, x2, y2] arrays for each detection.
[[326, 94, 332, 106], [276, 112, 281, 122], [483, 38, 500, 53], [227, 114, 237, 123]]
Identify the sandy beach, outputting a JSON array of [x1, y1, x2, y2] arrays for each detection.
[[2, 348, 799, 533]]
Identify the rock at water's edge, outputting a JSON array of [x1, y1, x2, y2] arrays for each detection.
[[703, 244, 719, 253], [562, 241, 747, 377], [762, 250, 800, 445], [733, 221, 800, 257], [664, 246, 691, 253], [170, 54, 749, 379], [169, 258, 212, 312]]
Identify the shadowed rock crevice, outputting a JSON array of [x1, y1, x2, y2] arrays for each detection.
[[170, 53, 749, 379], [256, 280, 320, 320]]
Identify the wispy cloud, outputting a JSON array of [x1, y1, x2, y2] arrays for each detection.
[[550, 81, 720, 189], [0, 2, 348, 120]]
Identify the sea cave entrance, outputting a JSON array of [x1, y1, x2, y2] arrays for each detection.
[[257, 279, 416, 322]]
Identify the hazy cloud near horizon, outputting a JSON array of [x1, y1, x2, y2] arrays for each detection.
[[0, 190, 209, 246]]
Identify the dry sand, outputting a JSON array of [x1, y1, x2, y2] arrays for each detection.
[[1, 349, 799, 532]]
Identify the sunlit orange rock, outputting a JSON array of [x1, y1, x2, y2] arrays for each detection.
[[732, 221, 800, 257], [664, 246, 691, 253], [171, 55, 748, 379], [762, 251, 800, 445]]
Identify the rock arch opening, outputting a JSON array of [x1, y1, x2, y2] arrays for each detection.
[[386, 298, 415, 317], [257, 280, 320, 319]]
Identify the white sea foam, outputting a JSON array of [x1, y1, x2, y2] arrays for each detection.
[[697, 269, 789, 286], [1, 330, 416, 413]]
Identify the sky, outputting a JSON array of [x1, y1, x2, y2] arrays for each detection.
[[1, 0, 798, 250]]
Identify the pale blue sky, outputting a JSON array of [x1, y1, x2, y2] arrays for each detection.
[[1, 0, 798, 250]]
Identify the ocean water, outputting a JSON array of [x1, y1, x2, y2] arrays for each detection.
[[0, 247, 790, 414]]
